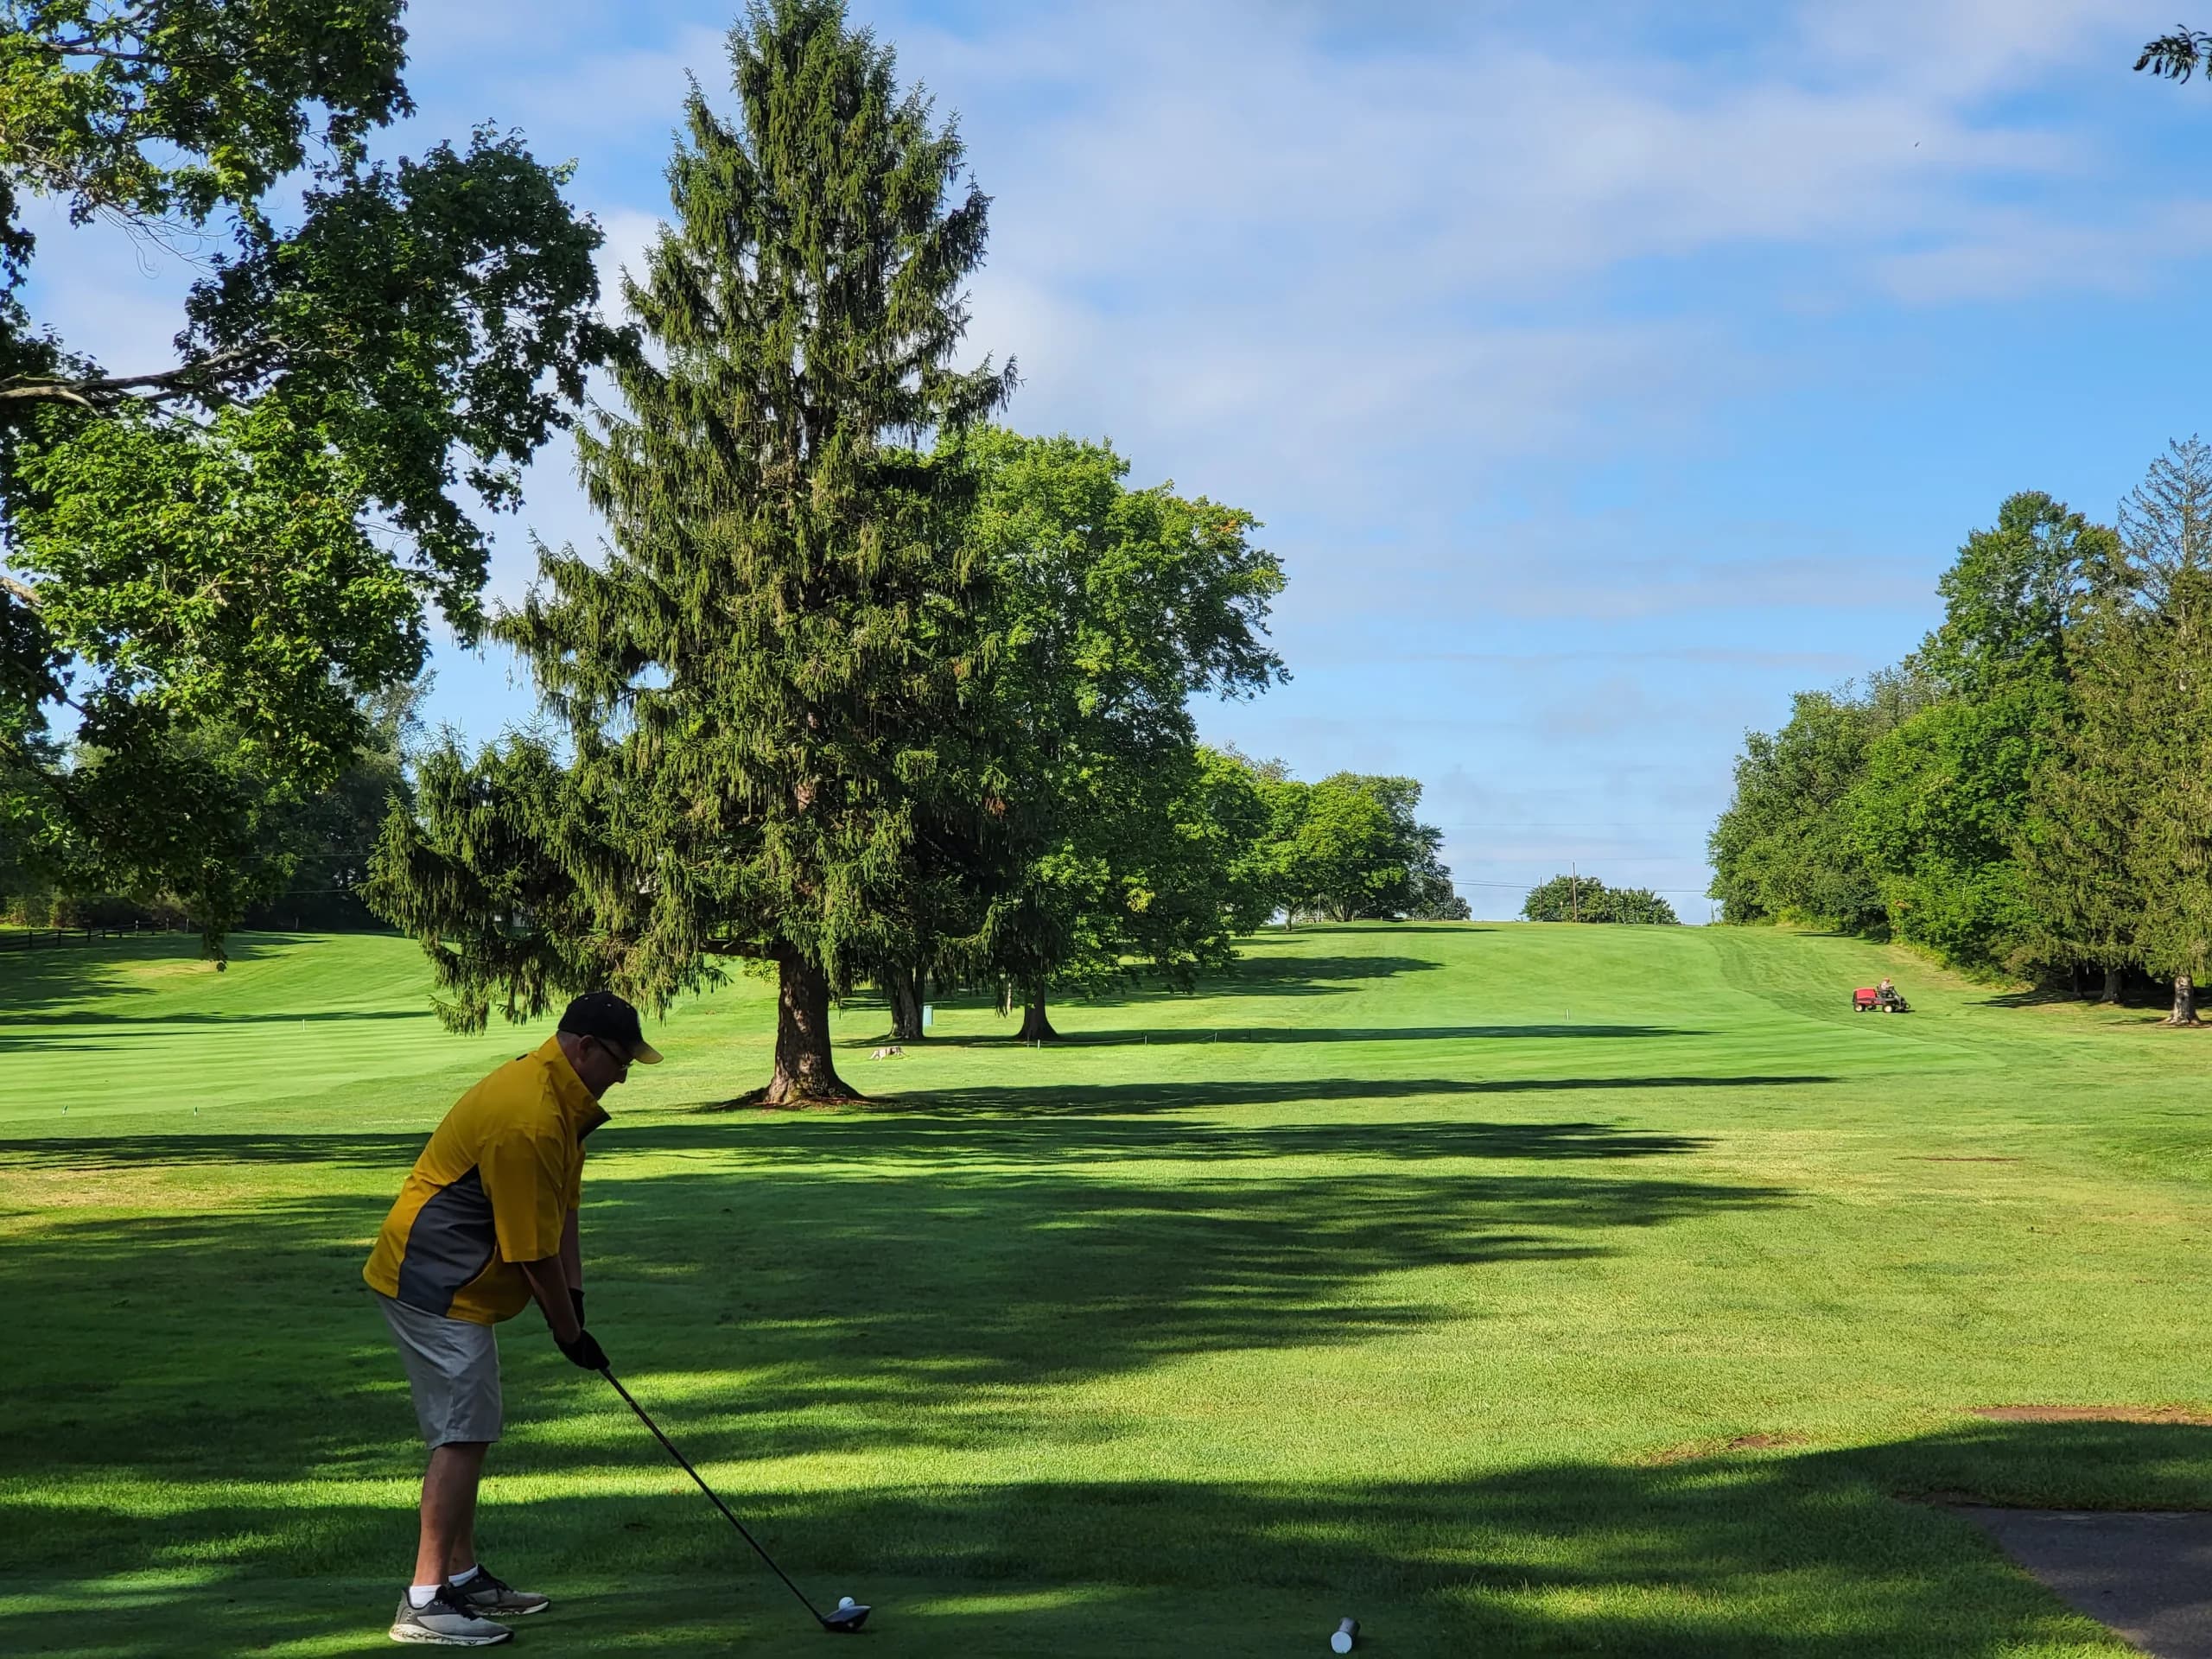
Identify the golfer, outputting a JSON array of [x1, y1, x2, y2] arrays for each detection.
[[362, 991, 662, 1646]]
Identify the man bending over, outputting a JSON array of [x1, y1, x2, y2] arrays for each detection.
[[362, 991, 662, 1646]]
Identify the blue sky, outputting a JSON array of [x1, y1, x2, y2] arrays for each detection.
[[24, 1, 2212, 918]]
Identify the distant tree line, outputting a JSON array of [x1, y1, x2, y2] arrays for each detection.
[[1709, 440, 2212, 1024], [2, 678, 421, 936], [856, 749, 1466, 1045], [1521, 874, 1679, 925]]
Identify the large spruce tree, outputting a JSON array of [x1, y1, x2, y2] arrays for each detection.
[[371, 0, 1010, 1100], [2035, 577, 2212, 1023], [2019, 444, 2212, 1017]]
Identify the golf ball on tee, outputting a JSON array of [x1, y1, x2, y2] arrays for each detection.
[[838, 1597, 856, 1611]]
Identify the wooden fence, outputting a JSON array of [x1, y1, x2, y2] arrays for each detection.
[[0, 922, 191, 951]]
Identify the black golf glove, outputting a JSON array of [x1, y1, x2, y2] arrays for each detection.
[[569, 1287, 585, 1328], [558, 1328, 609, 1371]]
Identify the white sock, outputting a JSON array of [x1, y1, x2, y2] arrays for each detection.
[[449, 1565, 480, 1586], [408, 1585, 442, 1609]]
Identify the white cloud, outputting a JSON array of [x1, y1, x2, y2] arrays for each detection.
[[842, 0, 2188, 575]]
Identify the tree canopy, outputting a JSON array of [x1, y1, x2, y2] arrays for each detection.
[[955, 428, 1285, 1039], [1239, 768, 1463, 925], [1, 0, 611, 953]]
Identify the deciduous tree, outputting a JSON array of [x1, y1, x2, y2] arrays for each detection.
[[1521, 874, 1678, 925], [1, 0, 610, 955], [952, 429, 1285, 1039], [1853, 493, 2117, 975], [1708, 676, 1927, 931], [1274, 772, 1452, 923]]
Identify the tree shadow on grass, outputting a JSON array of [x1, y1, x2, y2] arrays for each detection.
[[3, 1113, 1783, 1479], [0, 1068, 1832, 1173], [0, 939, 213, 1017], [683, 1114, 1719, 1167], [1977, 988, 2088, 1010], [864, 1073, 1837, 1118], [1047, 953, 1446, 1007], [0, 1114, 1722, 1174], [995, 1024, 1713, 1047], [875, 955, 1447, 1027], [0, 1131, 435, 1172], [14, 1095, 2186, 1654], [2, 1420, 2196, 1656], [6, 1008, 428, 1035], [0, 935, 302, 1036]]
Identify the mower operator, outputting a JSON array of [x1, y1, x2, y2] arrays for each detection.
[[362, 991, 661, 1647]]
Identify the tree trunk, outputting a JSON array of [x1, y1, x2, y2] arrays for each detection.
[[758, 951, 859, 1103], [2165, 973, 2202, 1027], [1016, 985, 1057, 1043], [2099, 965, 2124, 1005], [886, 963, 924, 1043]]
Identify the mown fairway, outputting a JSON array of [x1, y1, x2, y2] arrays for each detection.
[[6, 923, 2212, 1656]]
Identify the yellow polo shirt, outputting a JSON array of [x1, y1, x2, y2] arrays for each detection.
[[363, 1037, 609, 1325]]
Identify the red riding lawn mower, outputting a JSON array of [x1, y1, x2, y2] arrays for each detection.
[[1853, 986, 1910, 1014]]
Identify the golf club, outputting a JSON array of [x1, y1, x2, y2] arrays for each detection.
[[600, 1367, 871, 1633]]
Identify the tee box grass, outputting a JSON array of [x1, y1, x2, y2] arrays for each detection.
[[3, 922, 2210, 1655]]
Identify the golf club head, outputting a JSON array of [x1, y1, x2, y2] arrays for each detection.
[[820, 1601, 871, 1632]]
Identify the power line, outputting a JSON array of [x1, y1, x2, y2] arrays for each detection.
[[1451, 879, 1713, 895]]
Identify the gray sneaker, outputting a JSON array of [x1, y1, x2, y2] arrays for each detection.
[[388, 1586, 513, 1646], [451, 1566, 550, 1618]]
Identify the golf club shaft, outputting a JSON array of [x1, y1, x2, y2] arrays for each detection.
[[599, 1367, 829, 1624]]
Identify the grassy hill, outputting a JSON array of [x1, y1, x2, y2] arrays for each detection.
[[5, 922, 2210, 1655]]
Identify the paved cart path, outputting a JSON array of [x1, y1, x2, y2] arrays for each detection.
[[1962, 1508, 2212, 1658]]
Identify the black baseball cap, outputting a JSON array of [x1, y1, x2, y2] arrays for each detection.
[[557, 991, 664, 1065]]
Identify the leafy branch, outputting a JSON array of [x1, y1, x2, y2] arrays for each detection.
[[2137, 28, 2212, 80]]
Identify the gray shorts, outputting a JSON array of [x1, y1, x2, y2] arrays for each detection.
[[375, 1292, 504, 1447]]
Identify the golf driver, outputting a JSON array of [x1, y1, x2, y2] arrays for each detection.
[[600, 1367, 871, 1633]]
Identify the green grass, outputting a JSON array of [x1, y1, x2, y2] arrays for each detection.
[[7, 921, 2212, 1655]]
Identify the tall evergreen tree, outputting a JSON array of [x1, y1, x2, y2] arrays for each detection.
[[2019, 760, 2141, 1003], [2116, 436, 2212, 612], [371, 0, 1010, 1100], [2024, 444, 2212, 1020], [2121, 578, 2212, 1027], [2035, 563, 2212, 1025]]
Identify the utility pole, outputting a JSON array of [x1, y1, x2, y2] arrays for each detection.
[[1571, 862, 1579, 923]]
